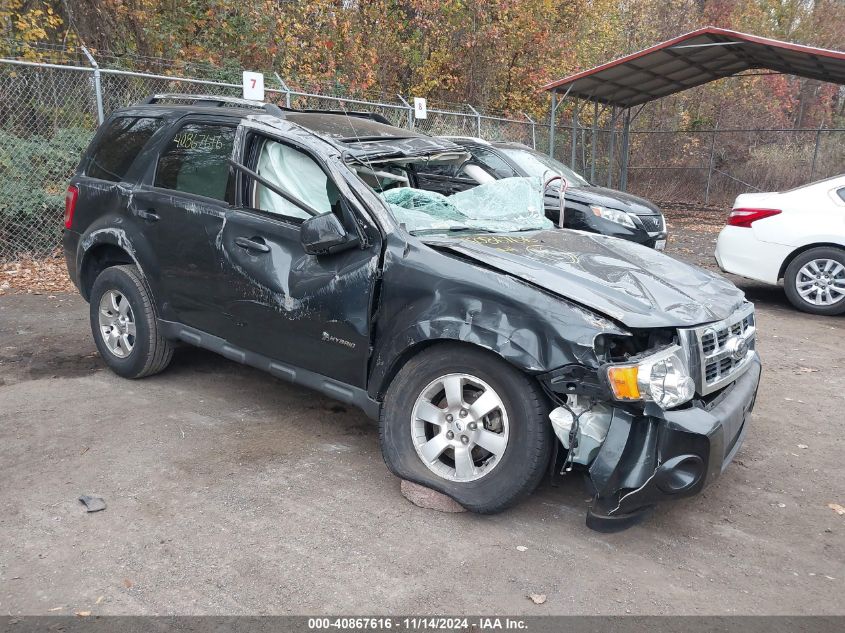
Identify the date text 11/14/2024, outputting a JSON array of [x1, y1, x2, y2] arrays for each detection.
[[307, 617, 528, 630]]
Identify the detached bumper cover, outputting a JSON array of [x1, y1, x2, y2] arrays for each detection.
[[586, 354, 761, 530]]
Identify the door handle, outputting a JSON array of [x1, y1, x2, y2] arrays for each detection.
[[235, 236, 270, 253], [137, 209, 159, 222]]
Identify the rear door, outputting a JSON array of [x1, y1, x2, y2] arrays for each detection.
[[218, 128, 381, 387], [130, 117, 238, 334]]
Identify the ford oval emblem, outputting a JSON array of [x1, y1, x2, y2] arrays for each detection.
[[725, 336, 749, 361]]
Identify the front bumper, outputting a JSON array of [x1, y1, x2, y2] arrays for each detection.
[[585, 354, 761, 532]]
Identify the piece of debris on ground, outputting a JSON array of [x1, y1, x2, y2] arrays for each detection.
[[78, 495, 107, 513]]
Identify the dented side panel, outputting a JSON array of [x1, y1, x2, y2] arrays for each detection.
[[216, 209, 381, 388], [368, 234, 627, 399], [128, 186, 232, 333], [71, 177, 164, 302]]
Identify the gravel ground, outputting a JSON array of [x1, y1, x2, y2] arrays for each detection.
[[1, 216, 844, 615]]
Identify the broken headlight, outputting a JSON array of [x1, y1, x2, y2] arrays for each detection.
[[604, 345, 695, 409], [590, 205, 636, 229]]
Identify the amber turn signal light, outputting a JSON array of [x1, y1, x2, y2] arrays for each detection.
[[606, 365, 641, 400]]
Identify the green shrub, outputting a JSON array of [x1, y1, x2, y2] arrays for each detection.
[[0, 127, 93, 257]]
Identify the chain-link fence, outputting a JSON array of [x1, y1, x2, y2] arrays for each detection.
[[549, 110, 845, 208], [1, 52, 843, 261], [0, 55, 548, 260]]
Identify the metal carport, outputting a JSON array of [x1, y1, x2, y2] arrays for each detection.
[[542, 26, 845, 191]]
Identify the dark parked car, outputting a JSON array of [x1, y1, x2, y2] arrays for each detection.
[[417, 137, 668, 249], [63, 94, 759, 531]]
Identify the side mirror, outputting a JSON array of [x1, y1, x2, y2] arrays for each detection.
[[301, 212, 352, 255]]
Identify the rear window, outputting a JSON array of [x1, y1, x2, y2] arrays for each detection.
[[86, 116, 164, 182], [154, 123, 236, 202]]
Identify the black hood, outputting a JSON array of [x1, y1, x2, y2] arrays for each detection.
[[426, 229, 745, 329], [550, 186, 662, 215]]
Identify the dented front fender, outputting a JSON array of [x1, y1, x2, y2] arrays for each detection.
[[368, 235, 627, 399]]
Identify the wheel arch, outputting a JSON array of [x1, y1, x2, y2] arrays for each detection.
[[369, 335, 544, 403], [79, 243, 135, 301], [778, 242, 845, 280]]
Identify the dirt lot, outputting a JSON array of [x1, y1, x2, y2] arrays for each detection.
[[1, 211, 844, 615]]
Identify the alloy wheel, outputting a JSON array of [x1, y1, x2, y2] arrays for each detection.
[[98, 289, 136, 358], [411, 373, 509, 482], [795, 258, 845, 307]]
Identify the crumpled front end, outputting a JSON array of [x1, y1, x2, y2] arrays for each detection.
[[540, 303, 761, 531]]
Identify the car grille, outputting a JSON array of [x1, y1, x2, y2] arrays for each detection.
[[678, 303, 756, 396], [637, 214, 664, 234]]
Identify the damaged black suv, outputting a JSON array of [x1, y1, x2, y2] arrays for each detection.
[[63, 94, 761, 531]]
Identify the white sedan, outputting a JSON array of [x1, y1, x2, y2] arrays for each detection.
[[715, 175, 845, 315]]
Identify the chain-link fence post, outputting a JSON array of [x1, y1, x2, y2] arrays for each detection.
[[466, 104, 481, 137], [397, 95, 414, 131], [81, 46, 104, 124], [273, 73, 292, 108], [522, 112, 536, 149]]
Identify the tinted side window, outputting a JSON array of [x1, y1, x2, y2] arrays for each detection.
[[838, 188, 845, 203], [86, 117, 163, 182], [155, 124, 235, 202], [471, 147, 517, 178]]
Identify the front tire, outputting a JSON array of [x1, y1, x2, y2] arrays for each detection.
[[380, 344, 553, 513], [89, 265, 174, 378], [784, 247, 845, 316]]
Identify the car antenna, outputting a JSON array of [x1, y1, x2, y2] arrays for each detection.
[[337, 101, 384, 190]]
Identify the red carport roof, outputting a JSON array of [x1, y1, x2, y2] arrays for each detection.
[[542, 27, 845, 107]]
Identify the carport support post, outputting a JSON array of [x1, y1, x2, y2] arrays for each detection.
[[571, 97, 579, 169], [810, 120, 823, 180], [590, 99, 598, 182], [619, 108, 631, 192], [607, 106, 618, 188], [549, 89, 557, 157], [704, 120, 719, 206]]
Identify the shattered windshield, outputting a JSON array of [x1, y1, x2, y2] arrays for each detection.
[[499, 148, 589, 186], [381, 177, 553, 235]]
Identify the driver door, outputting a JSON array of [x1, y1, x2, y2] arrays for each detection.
[[218, 129, 380, 387]]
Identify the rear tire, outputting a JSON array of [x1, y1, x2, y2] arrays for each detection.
[[89, 265, 174, 378], [380, 344, 553, 513], [784, 247, 845, 316]]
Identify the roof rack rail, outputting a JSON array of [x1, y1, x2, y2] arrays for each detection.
[[141, 95, 397, 127], [279, 107, 392, 125], [141, 93, 285, 117]]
